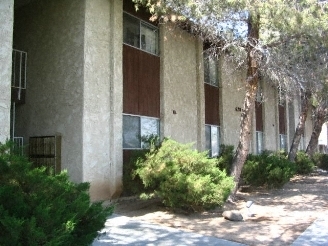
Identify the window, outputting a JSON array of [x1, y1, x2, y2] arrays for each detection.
[[204, 53, 219, 87], [123, 114, 160, 149], [278, 86, 286, 106], [255, 82, 264, 154], [205, 125, 220, 157], [256, 83, 263, 103], [12, 49, 27, 89], [123, 12, 159, 55], [280, 134, 287, 152], [278, 86, 287, 151], [299, 135, 305, 151], [256, 131, 264, 154]]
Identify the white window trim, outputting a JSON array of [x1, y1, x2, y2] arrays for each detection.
[[205, 124, 221, 157], [203, 53, 219, 87], [123, 11, 160, 56], [279, 134, 288, 151], [256, 131, 264, 154], [123, 113, 160, 150]]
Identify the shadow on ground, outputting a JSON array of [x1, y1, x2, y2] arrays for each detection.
[[104, 172, 328, 246]]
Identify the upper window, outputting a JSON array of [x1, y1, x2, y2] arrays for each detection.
[[256, 82, 263, 103], [278, 86, 286, 106], [204, 53, 219, 87], [123, 12, 159, 55]]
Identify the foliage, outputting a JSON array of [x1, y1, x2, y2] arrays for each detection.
[[123, 135, 162, 196], [294, 151, 315, 174], [242, 151, 296, 189], [216, 145, 234, 174], [0, 141, 113, 246], [133, 0, 328, 198], [312, 153, 328, 171], [123, 149, 149, 196], [133, 0, 328, 84], [134, 138, 234, 211]]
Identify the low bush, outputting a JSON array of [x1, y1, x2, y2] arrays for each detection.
[[123, 136, 161, 196], [216, 145, 234, 173], [134, 138, 234, 211], [123, 149, 150, 196], [295, 151, 315, 174], [0, 141, 113, 246], [242, 151, 296, 188], [312, 153, 328, 171]]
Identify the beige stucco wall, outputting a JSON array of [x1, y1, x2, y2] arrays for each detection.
[[262, 81, 279, 151], [160, 24, 205, 149], [0, 0, 14, 143], [83, 0, 123, 201], [220, 58, 246, 149], [13, 0, 85, 182], [14, 0, 123, 201]]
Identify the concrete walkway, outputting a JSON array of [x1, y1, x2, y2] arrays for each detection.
[[93, 212, 328, 246], [291, 211, 328, 246], [92, 214, 245, 246]]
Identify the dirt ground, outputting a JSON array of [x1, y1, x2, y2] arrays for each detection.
[[113, 170, 328, 246]]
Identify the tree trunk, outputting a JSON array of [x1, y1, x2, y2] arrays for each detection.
[[288, 90, 311, 162], [306, 104, 326, 157], [229, 14, 259, 199]]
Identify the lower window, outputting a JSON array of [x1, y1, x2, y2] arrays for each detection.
[[123, 114, 160, 149], [256, 131, 264, 154], [279, 134, 288, 152], [205, 125, 220, 157]]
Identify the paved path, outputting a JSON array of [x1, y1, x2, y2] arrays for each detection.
[[92, 214, 245, 246], [93, 212, 328, 246], [291, 211, 328, 246]]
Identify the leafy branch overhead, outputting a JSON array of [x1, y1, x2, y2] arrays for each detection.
[[133, 0, 328, 93], [132, 0, 328, 198]]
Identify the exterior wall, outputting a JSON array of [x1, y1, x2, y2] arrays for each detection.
[[0, 0, 14, 143], [14, 0, 123, 201], [220, 58, 246, 148], [11, 0, 322, 201], [13, 0, 85, 182], [83, 0, 123, 200], [262, 81, 279, 151], [160, 24, 205, 149]]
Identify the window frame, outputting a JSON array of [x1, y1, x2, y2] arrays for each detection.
[[278, 86, 286, 106], [123, 12, 159, 56], [256, 131, 264, 154], [203, 52, 219, 87], [205, 124, 220, 157], [279, 133, 288, 152], [122, 113, 160, 150]]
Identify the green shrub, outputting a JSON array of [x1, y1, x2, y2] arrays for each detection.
[[134, 138, 234, 211], [217, 145, 234, 173], [0, 141, 113, 246], [242, 151, 296, 188], [312, 153, 328, 171], [123, 135, 161, 196], [295, 151, 315, 174], [123, 149, 149, 196]]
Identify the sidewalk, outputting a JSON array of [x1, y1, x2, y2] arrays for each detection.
[[93, 212, 328, 246], [92, 214, 245, 246], [291, 210, 328, 246]]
